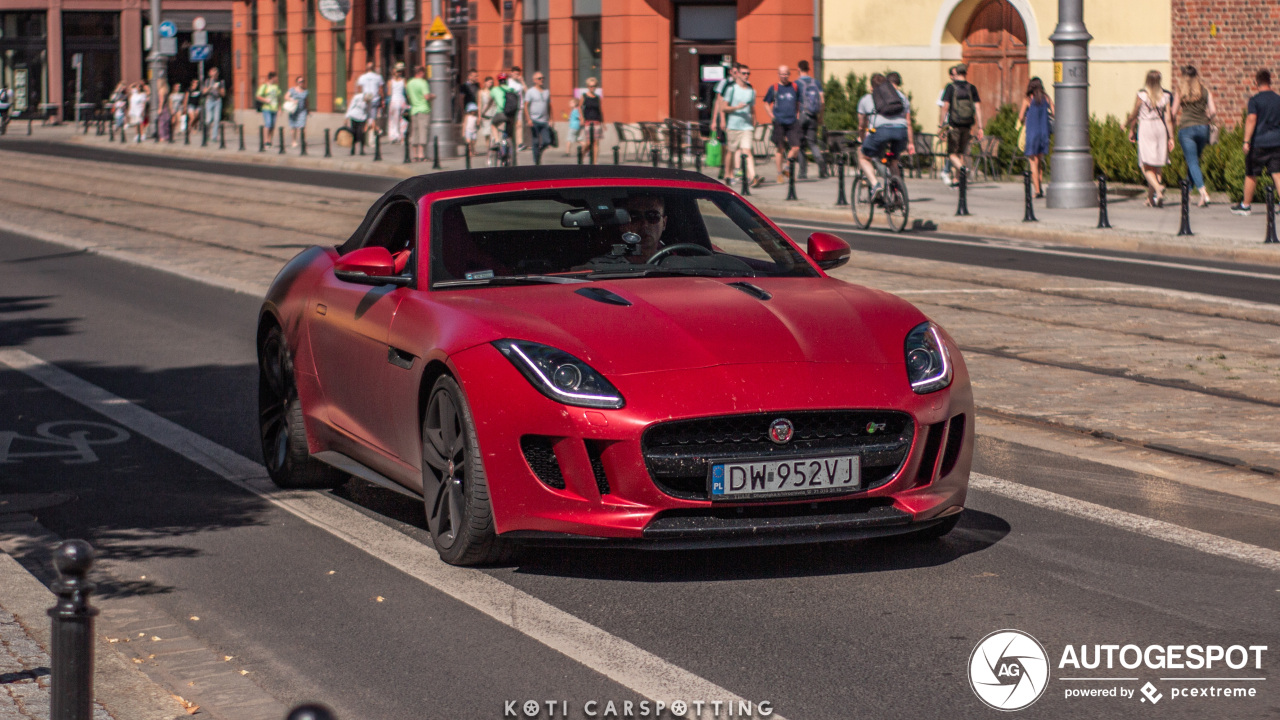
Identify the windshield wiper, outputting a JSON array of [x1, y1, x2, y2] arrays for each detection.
[[586, 267, 749, 280], [434, 274, 591, 288]]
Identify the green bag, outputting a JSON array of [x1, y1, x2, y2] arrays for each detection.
[[704, 139, 722, 168]]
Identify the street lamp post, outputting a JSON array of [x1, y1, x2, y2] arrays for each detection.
[[1047, 0, 1095, 208], [148, 0, 166, 139]]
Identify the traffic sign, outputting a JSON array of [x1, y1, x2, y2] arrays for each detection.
[[189, 44, 212, 62], [158, 21, 177, 38], [318, 0, 350, 22], [426, 15, 452, 40], [159, 37, 178, 56], [192, 16, 206, 30], [192, 29, 208, 46]]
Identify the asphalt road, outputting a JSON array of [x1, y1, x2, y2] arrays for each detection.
[[2, 227, 1279, 719]]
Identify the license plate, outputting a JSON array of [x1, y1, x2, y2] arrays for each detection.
[[709, 455, 861, 501]]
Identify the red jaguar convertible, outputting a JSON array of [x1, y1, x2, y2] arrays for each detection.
[[257, 166, 972, 565]]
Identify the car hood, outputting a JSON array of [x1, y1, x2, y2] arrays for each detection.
[[429, 276, 928, 376]]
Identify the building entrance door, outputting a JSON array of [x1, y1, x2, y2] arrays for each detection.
[[961, 0, 1027, 111], [670, 43, 733, 129]]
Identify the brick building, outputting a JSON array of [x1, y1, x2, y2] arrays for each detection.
[[230, 0, 815, 129], [1171, 0, 1280, 125]]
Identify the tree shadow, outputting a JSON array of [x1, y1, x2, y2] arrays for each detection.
[[0, 295, 79, 347]]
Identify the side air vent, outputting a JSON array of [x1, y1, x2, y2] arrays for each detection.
[[727, 281, 772, 301], [914, 421, 946, 487], [575, 287, 632, 306], [520, 435, 565, 489], [585, 440, 611, 495], [939, 414, 967, 478]]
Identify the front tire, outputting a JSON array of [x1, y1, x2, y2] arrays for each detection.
[[258, 325, 346, 489], [421, 375, 508, 565], [851, 174, 875, 229], [884, 175, 910, 233]]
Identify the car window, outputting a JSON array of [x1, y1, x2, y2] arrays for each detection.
[[430, 188, 816, 286]]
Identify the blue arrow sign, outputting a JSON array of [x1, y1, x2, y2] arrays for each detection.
[[158, 21, 177, 38], [189, 44, 212, 62]]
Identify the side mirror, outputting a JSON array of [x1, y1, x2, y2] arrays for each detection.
[[334, 247, 411, 286], [806, 232, 851, 271]]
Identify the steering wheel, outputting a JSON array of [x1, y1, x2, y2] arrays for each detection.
[[648, 243, 714, 264]]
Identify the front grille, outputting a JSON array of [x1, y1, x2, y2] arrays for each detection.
[[520, 435, 565, 489], [642, 410, 914, 500]]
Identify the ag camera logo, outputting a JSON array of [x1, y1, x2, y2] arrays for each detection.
[[969, 629, 1051, 711]]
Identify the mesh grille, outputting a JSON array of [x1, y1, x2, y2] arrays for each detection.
[[642, 410, 914, 500], [520, 435, 565, 489], [586, 440, 611, 495]]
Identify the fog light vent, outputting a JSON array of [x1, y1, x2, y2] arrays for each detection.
[[586, 440, 611, 495], [520, 435, 565, 489]]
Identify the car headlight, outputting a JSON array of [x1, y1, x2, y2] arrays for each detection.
[[904, 322, 952, 394], [493, 340, 625, 409]]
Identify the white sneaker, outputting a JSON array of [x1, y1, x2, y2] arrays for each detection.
[[940, 170, 951, 186]]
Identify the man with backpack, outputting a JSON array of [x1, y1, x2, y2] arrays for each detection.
[[939, 63, 984, 186], [795, 60, 828, 179], [856, 72, 914, 188], [764, 65, 803, 182]]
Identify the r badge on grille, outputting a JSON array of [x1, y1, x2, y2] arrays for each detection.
[[768, 418, 794, 445]]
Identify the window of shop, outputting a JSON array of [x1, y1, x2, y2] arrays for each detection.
[[249, 0, 258, 32], [0, 12, 48, 116], [676, 5, 736, 41], [276, 33, 287, 80], [62, 12, 120, 112], [333, 29, 346, 111], [522, 0, 548, 77], [249, 35, 259, 90], [574, 15, 600, 88]]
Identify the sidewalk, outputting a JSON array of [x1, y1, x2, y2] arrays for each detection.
[[27, 122, 1280, 268]]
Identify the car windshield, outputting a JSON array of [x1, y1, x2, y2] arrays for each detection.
[[429, 188, 818, 287]]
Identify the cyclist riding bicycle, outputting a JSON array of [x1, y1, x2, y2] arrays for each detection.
[[856, 72, 914, 192], [488, 73, 516, 166]]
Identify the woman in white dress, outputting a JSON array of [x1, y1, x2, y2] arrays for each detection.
[[126, 83, 148, 141], [386, 65, 408, 143]]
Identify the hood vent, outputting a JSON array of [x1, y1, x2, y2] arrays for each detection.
[[574, 287, 632, 306], [727, 281, 772, 301]]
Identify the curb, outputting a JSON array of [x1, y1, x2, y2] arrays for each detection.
[[0, 543, 187, 720]]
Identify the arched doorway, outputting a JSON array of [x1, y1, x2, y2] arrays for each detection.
[[961, 0, 1028, 111]]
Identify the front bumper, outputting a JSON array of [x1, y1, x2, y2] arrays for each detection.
[[453, 343, 973, 543]]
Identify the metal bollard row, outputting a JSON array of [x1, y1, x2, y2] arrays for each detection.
[[1177, 176, 1193, 236]]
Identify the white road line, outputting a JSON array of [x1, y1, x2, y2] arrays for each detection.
[[0, 348, 778, 719], [777, 219, 1280, 283], [970, 474, 1280, 572], [882, 285, 1280, 313]]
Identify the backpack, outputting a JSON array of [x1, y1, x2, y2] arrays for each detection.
[[500, 87, 519, 116], [799, 76, 822, 117], [872, 81, 904, 118], [949, 81, 976, 127]]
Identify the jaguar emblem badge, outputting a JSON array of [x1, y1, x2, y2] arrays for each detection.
[[768, 418, 795, 445]]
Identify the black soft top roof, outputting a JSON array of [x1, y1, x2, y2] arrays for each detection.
[[340, 165, 724, 253]]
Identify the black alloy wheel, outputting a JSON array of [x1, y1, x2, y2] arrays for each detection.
[[258, 325, 345, 489], [421, 375, 508, 565]]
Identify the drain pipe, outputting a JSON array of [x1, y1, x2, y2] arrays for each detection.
[[812, 0, 822, 82]]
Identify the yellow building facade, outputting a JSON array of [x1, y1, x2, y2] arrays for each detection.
[[822, 0, 1171, 124]]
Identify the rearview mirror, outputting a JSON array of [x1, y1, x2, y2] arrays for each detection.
[[562, 208, 632, 228], [334, 247, 411, 286], [806, 232, 851, 271]]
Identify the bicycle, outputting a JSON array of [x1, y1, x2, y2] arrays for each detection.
[[488, 117, 514, 168], [850, 141, 910, 233]]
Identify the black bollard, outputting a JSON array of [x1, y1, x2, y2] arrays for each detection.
[[695, 149, 702, 174], [613, 145, 620, 165], [300, 128, 307, 156], [651, 148, 659, 168], [588, 124, 596, 165], [432, 136, 440, 169], [1097, 173, 1112, 229], [219, 125, 226, 149], [109, 122, 114, 141], [324, 128, 331, 158], [1023, 169, 1037, 222], [675, 129, 683, 170], [740, 154, 751, 196], [201, 122, 208, 147], [955, 167, 970, 216], [352, 127, 359, 156], [238, 124, 245, 151], [835, 154, 849, 206], [404, 131, 411, 164], [1266, 186, 1278, 243], [279, 127, 286, 154], [259, 126, 265, 152], [464, 148, 471, 169], [122, 123, 128, 144], [287, 704, 337, 720], [28, 118, 33, 135], [374, 130, 382, 161], [48, 540, 99, 720], [1177, 176, 1193, 236], [577, 146, 584, 165], [786, 158, 798, 201]]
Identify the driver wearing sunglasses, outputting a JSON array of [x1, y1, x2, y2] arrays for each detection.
[[621, 195, 668, 262]]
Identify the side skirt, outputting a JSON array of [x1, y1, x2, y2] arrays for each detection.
[[313, 450, 423, 500]]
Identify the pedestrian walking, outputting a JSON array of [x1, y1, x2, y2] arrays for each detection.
[[722, 67, 761, 187], [169, 82, 187, 135], [710, 63, 742, 177], [355, 62, 385, 143], [508, 66, 526, 149], [110, 82, 128, 131], [524, 72, 552, 164], [479, 76, 497, 151], [345, 92, 371, 154], [939, 64, 984, 187], [256, 72, 281, 145], [1124, 70, 1174, 207], [286, 76, 308, 147], [463, 103, 479, 158], [1172, 65, 1217, 207], [564, 97, 582, 157], [186, 79, 202, 136], [1018, 77, 1053, 198], [938, 66, 958, 186], [764, 65, 802, 182], [459, 69, 480, 123], [156, 82, 172, 141], [1231, 69, 1280, 216], [405, 66, 434, 162], [795, 60, 828, 179], [202, 67, 225, 143], [386, 64, 407, 143], [581, 77, 603, 164], [126, 82, 147, 141], [0, 84, 12, 134]]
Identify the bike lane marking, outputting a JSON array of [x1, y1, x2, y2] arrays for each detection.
[[0, 348, 785, 718]]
